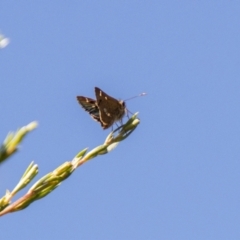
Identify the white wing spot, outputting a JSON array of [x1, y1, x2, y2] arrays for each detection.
[[104, 108, 111, 116]]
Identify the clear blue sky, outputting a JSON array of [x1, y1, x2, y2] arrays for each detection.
[[1, 1, 240, 239]]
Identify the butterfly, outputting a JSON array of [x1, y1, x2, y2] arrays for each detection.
[[77, 87, 126, 129]]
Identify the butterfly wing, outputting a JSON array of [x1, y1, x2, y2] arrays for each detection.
[[95, 87, 126, 129], [76, 96, 101, 123]]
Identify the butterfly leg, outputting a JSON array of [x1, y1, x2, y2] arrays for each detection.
[[114, 122, 123, 132], [126, 109, 134, 119]]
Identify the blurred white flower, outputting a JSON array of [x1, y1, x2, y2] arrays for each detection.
[[0, 35, 10, 48]]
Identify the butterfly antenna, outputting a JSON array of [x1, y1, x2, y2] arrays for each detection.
[[124, 92, 146, 118], [124, 92, 147, 102]]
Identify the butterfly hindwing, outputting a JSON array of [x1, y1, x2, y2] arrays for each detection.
[[76, 96, 100, 123]]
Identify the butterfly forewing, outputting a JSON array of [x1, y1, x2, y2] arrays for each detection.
[[95, 87, 126, 129]]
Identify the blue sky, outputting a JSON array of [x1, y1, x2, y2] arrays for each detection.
[[1, 1, 240, 239]]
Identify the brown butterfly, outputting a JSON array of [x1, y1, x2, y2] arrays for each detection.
[[77, 87, 126, 129]]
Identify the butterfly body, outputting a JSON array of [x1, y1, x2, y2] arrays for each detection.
[[77, 87, 126, 129]]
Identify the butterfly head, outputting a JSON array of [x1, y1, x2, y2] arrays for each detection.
[[115, 100, 126, 121]]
